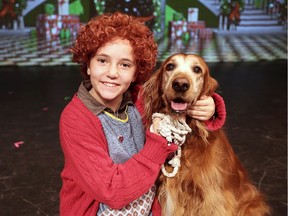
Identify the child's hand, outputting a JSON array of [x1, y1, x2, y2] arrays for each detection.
[[151, 116, 161, 135], [187, 95, 215, 121]]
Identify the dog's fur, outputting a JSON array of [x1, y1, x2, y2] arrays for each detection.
[[142, 54, 270, 216]]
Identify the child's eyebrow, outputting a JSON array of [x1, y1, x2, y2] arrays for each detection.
[[95, 54, 108, 58], [121, 58, 135, 63]]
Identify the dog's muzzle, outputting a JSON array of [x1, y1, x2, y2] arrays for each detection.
[[171, 78, 190, 113]]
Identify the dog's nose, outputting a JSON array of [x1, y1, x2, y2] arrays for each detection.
[[172, 78, 190, 92]]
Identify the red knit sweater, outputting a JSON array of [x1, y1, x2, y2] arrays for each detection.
[[59, 90, 226, 216]]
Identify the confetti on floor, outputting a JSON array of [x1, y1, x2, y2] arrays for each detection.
[[14, 141, 24, 148]]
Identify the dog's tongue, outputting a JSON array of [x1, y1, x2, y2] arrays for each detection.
[[171, 101, 188, 111]]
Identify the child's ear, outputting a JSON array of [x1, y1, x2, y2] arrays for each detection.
[[87, 68, 91, 75]]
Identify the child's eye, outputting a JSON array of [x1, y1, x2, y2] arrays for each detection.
[[97, 58, 107, 63], [121, 63, 131, 68], [120, 61, 135, 69]]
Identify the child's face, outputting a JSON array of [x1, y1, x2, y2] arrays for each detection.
[[87, 38, 137, 111]]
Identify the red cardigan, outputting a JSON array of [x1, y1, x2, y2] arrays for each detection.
[[59, 90, 226, 216]]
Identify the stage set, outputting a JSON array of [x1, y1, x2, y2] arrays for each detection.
[[0, 0, 287, 215]]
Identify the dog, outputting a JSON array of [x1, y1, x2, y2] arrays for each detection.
[[142, 53, 270, 216]]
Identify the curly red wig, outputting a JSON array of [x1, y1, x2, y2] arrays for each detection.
[[70, 12, 158, 84]]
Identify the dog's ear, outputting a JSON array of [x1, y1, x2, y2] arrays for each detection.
[[200, 68, 218, 97], [142, 69, 163, 125]]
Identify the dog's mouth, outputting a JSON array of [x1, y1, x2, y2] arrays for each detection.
[[170, 98, 188, 114]]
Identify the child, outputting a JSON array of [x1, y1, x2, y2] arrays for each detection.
[[59, 12, 226, 216]]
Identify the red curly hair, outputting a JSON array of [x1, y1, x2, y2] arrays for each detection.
[[70, 12, 158, 84]]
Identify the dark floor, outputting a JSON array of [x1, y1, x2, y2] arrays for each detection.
[[0, 61, 287, 216]]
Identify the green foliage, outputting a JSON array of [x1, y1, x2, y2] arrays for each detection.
[[220, 0, 231, 15], [13, 0, 27, 16], [44, 3, 55, 15], [69, 0, 84, 15], [152, 0, 162, 33], [220, 0, 245, 16], [92, 0, 162, 34], [94, 0, 105, 15]]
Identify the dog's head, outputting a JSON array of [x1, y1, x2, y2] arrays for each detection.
[[143, 53, 218, 125]]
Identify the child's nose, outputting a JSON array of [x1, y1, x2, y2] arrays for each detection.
[[107, 64, 118, 78]]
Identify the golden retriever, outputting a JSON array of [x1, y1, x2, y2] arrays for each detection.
[[142, 53, 270, 216]]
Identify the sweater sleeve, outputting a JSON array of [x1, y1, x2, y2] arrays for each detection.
[[59, 96, 177, 210], [204, 93, 227, 131]]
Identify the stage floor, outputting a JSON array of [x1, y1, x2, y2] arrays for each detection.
[[0, 60, 286, 215], [0, 33, 287, 66]]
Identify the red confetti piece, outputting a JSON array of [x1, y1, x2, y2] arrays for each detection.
[[14, 141, 24, 148], [42, 107, 49, 111]]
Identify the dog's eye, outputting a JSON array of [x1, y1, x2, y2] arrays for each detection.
[[166, 63, 175, 71], [193, 66, 202, 73]]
